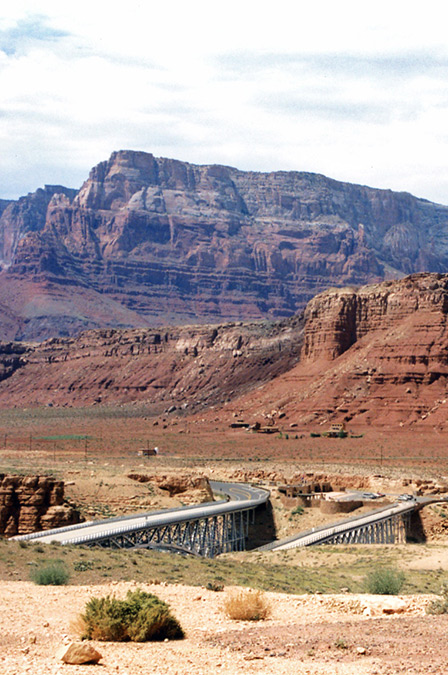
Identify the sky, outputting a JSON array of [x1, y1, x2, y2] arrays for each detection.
[[1, 1, 448, 204]]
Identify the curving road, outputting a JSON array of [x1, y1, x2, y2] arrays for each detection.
[[14, 480, 270, 546]]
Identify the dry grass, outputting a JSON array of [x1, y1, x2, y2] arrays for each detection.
[[222, 588, 271, 621]]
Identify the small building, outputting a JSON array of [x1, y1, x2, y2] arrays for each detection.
[[328, 423, 346, 438], [138, 446, 159, 457]]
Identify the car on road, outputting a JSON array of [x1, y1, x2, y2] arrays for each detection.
[[398, 494, 414, 501]]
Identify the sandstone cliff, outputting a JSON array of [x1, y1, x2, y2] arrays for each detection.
[[0, 474, 81, 536], [231, 273, 448, 429], [0, 316, 303, 409], [3, 273, 448, 428], [1, 150, 448, 340]]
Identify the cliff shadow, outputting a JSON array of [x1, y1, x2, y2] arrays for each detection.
[[246, 500, 277, 549], [407, 511, 427, 543]]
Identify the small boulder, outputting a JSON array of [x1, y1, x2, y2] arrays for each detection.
[[57, 642, 102, 665]]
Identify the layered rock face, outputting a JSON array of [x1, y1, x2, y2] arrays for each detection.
[[0, 316, 303, 409], [0, 474, 81, 536], [236, 273, 448, 428], [1, 150, 448, 340], [2, 273, 448, 428]]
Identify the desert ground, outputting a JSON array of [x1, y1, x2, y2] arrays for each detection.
[[2, 405, 448, 674], [1, 580, 447, 675]]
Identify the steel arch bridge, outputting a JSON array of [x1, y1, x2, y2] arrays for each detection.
[[259, 501, 417, 551], [72, 508, 255, 558], [14, 481, 269, 558]]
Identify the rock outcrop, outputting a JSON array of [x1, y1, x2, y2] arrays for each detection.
[[3, 272, 448, 428], [0, 474, 81, 536], [127, 474, 214, 505], [232, 272, 448, 429], [1, 150, 448, 340], [0, 316, 303, 409]]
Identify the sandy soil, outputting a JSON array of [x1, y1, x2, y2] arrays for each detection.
[[1, 580, 446, 675]]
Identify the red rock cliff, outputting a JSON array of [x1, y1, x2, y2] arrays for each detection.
[[232, 273, 448, 429], [1, 150, 448, 340]]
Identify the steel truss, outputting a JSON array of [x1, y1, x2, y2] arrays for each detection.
[[320, 512, 411, 546], [84, 508, 256, 557]]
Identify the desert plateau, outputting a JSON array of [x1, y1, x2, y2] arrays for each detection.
[[5, 2, 448, 672], [2, 156, 448, 675]]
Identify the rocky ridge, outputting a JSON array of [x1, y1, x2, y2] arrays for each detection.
[[231, 272, 448, 428], [0, 316, 303, 409], [2, 150, 448, 340], [2, 272, 448, 429]]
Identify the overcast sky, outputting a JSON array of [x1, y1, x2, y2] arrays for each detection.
[[1, 1, 448, 204]]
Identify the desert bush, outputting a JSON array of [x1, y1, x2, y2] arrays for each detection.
[[31, 561, 70, 585], [78, 588, 184, 642], [364, 567, 405, 595], [222, 588, 271, 621], [73, 560, 94, 572], [206, 581, 224, 592], [427, 583, 448, 614]]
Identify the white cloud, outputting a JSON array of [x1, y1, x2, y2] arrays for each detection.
[[1, 1, 448, 203]]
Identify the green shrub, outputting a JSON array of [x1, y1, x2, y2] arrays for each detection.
[[427, 583, 448, 614], [79, 589, 184, 642], [364, 567, 405, 595], [206, 581, 224, 592], [73, 560, 94, 572], [291, 506, 304, 516], [31, 561, 70, 585]]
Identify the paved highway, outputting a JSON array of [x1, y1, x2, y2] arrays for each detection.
[[14, 480, 270, 546]]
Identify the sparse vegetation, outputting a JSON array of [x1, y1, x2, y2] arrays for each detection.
[[427, 583, 448, 614], [206, 581, 224, 592], [31, 561, 70, 585], [222, 588, 271, 621], [73, 560, 94, 572], [364, 566, 405, 595], [78, 588, 184, 641]]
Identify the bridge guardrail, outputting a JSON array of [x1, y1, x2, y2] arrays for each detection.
[[261, 501, 416, 551], [13, 480, 270, 546]]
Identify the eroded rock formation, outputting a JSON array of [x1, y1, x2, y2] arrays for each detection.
[[2, 272, 448, 428], [0, 474, 81, 536], [232, 273, 448, 428], [1, 150, 448, 340], [0, 316, 303, 409], [127, 474, 214, 505]]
